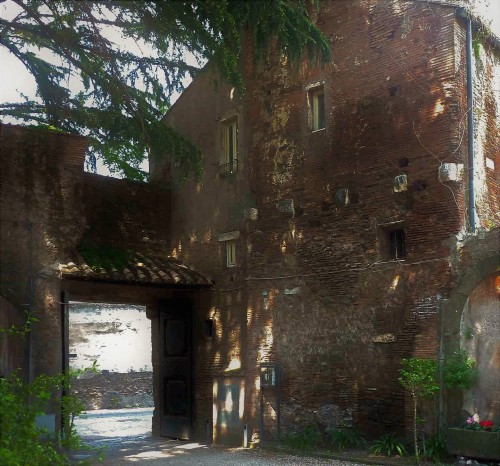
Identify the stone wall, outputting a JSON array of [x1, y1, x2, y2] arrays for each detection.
[[158, 1, 499, 441], [72, 371, 153, 410], [461, 275, 500, 423]]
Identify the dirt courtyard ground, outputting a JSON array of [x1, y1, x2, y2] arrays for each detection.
[[73, 408, 367, 466]]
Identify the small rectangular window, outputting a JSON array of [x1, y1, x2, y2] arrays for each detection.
[[221, 119, 238, 175], [226, 241, 236, 267], [310, 88, 325, 131], [387, 228, 406, 260], [204, 319, 215, 338]]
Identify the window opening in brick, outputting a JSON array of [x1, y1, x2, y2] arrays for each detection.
[[220, 119, 238, 176], [387, 228, 406, 260], [310, 87, 325, 131], [204, 319, 215, 338], [226, 241, 236, 267]]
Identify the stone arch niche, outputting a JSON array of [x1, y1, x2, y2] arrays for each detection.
[[460, 274, 500, 423], [440, 229, 499, 429]]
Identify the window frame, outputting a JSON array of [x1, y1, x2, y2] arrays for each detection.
[[386, 227, 406, 260], [226, 240, 237, 268], [220, 118, 238, 176], [309, 87, 325, 131]]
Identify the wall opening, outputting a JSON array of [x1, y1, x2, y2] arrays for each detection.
[[460, 275, 500, 423], [69, 302, 153, 442]]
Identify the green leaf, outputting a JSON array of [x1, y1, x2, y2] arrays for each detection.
[[1, 1, 329, 180]]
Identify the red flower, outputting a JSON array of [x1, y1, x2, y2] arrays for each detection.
[[479, 420, 494, 430]]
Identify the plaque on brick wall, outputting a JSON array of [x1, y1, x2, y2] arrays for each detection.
[[276, 199, 294, 215], [218, 231, 240, 242], [438, 163, 464, 182], [393, 174, 408, 192]]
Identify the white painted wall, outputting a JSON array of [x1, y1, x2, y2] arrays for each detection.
[[69, 303, 152, 373]]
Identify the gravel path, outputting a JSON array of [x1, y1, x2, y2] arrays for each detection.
[[92, 440, 367, 466], [73, 409, 366, 466]]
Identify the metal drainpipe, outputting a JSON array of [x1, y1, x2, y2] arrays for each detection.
[[437, 6, 477, 432], [459, 8, 476, 233]]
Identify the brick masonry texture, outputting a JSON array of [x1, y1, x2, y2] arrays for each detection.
[[0, 124, 170, 380], [159, 0, 500, 441], [1, 0, 499, 446]]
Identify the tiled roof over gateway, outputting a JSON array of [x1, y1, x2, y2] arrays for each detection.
[[58, 253, 212, 286]]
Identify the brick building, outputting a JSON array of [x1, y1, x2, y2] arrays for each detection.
[[0, 0, 499, 448], [0, 124, 212, 436], [152, 0, 499, 443]]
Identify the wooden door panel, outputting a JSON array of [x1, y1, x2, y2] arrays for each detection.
[[160, 300, 192, 439]]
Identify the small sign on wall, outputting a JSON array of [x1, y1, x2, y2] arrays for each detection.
[[260, 363, 279, 387]]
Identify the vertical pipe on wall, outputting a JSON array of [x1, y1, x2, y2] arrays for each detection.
[[464, 11, 476, 232]]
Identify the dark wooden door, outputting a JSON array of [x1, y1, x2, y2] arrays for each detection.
[[160, 300, 192, 439]]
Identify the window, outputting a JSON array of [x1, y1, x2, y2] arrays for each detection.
[[310, 87, 325, 131], [204, 319, 215, 339], [226, 241, 236, 267], [387, 228, 406, 260], [221, 119, 238, 176]]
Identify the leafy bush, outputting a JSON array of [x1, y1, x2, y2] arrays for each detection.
[[329, 428, 365, 451], [399, 357, 439, 462], [0, 365, 101, 465], [443, 349, 477, 389], [370, 433, 407, 457], [0, 372, 69, 465], [422, 432, 446, 463], [283, 425, 320, 452]]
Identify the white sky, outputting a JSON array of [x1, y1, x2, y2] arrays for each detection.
[[1, 0, 499, 175]]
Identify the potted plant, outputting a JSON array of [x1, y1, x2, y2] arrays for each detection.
[[444, 350, 499, 461], [447, 418, 500, 460]]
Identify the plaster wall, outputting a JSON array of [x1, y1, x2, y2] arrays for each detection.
[[471, 39, 500, 229], [453, 21, 500, 231], [461, 275, 500, 423], [69, 303, 152, 373]]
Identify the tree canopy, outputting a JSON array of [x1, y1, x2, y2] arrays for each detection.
[[0, 0, 329, 180]]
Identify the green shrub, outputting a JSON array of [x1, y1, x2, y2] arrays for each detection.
[[283, 425, 320, 452], [399, 357, 439, 462], [0, 372, 69, 465], [422, 432, 446, 463], [0, 365, 101, 465], [329, 428, 365, 451], [370, 433, 407, 457], [443, 349, 477, 389]]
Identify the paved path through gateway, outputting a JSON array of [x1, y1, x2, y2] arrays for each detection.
[[74, 408, 366, 466]]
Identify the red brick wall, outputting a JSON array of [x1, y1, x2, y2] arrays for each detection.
[[160, 1, 499, 441], [0, 124, 170, 380]]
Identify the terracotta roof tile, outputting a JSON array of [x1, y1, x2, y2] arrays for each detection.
[[58, 252, 212, 286]]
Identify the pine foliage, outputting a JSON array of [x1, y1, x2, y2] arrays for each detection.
[[1, 0, 329, 180]]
